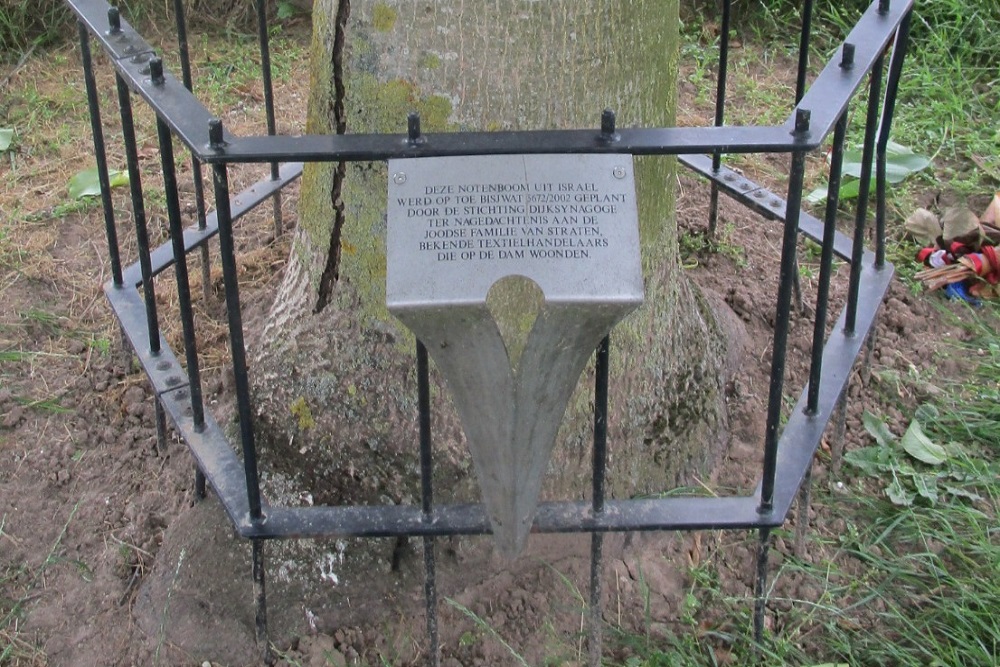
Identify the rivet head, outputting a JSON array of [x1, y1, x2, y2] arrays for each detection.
[[393, 172, 407, 185], [612, 166, 626, 179]]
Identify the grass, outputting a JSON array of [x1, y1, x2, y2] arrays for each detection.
[[613, 306, 1000, 667]]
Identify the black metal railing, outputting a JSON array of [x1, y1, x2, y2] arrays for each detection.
[[67, 0, 911, 663]]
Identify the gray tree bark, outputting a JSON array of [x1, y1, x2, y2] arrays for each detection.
[[250, 0, 729, 555]]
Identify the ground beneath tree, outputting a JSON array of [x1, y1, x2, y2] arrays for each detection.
[[0, 29, 988, 667]]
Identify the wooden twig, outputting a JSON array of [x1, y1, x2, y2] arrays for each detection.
[[0, 43, 36, 92]]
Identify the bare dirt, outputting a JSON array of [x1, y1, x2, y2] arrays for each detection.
[[0, 28, 986, 667]]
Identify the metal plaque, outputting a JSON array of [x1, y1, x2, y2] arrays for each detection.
[[387, 154, 642, 307], [386, 154, 643, 558]]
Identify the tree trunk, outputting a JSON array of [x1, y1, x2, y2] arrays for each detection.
[[250, 0, 729, 560]]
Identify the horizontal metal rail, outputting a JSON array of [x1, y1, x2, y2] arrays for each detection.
[[73, 0, 908, 659], [66, 0, 912, 164], [104, 163, 893, 539]]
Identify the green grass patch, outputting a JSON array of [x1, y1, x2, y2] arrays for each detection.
[[613, 304, 1000, 666]]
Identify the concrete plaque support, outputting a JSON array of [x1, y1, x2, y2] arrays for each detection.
[[387, 154, 643, 558]]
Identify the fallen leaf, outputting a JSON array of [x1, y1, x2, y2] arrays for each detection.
[[904, 208, 941, 245], [941, 207, 980, 242], [901, 420, 948, 465], [981, 191, 1000, 225]]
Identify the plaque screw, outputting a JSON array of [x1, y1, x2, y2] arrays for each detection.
[[149, 57, 165, 85], [108, 7, 121, 34], [208, 118, 225, 148], [393, 172, 407, 185], [612, 166, 626, 179], [840, 43, 856, 69]]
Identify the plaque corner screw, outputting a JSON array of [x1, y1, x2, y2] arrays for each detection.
[[612, 166, 626, 179], [393, 172, 407, 185]]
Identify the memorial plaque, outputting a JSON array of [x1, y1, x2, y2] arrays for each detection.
[[387, 154, 643, 307], [386, 154, 643, 558]]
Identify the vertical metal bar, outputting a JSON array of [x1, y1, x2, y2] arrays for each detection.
[[875, 12, 912, 269], [156, 107, 206, 432], [252, 539, 270, 664], [791, 259, 804, 314], [418, 341, 433, 515], [592, 336, 610, 513], [845, 57, 884, 335], [78, 20, 123, 287], [783, 0, 816, 317], [760, 112, 810, 514], [416, 341, 439, 667], [588, 335, 610, 667], [255, 0, 283, 238], [115, 63, 168, 453], [753, 527, 772, 648], [195, 468, 207, 500], [115, 73, 161, 355], [210, 120, 264, 521], [795, 0, 815, 104], [787, 0, 814, 317], [806, 112, 849, 414], [172, 0, 212, 301], [707, 0, 732, 238]]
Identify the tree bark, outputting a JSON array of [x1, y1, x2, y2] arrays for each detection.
[[250, 0, 729, 552]]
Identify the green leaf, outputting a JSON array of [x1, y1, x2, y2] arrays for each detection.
[[943, 485, 983, 502], [862, 411, 896, 447], [276, 0, 303, 18], [844, 446, 893, 476], [886, 477, 915, 506], [912, 473, 939, 504], [809, 141, 931, 205], [842, 141, 932, 183], [0, 128, 13, 152], [900, 420, 949, 465], [914, 403, 940, 423], [806, 185, 829, 205], [68, 167, 129, 199]]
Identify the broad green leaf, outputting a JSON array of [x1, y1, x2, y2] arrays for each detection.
[[278, 0, 309, 20], [68, 167, 129, 199], [844, 446, 892, 476], [912, 473, 939, 504], [842, 142, 932, 183], [943, 485, 983, 502], [806, 185, 829, 205], [901, 420, 948, 465], [109, 170, 129, 188], [914, 403, 940, 423], [276, 1, 298, 19], [0, 128, 13, 151], [810, 141, 931, 205], [886, 478, 914, 506], [807, 178, 862, 205], [862, 411, 895, 447]]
